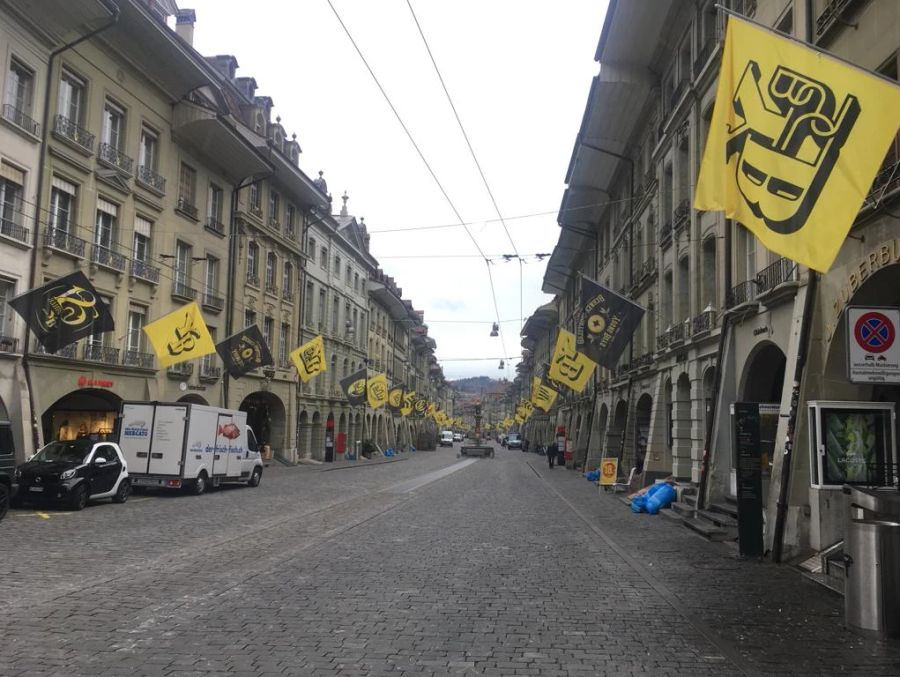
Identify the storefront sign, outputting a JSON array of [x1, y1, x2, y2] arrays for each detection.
[[77, 375, 113, 388], [599, 458, 618, 486], [847, 307, 900, 384], [732, 402, 764, 559]]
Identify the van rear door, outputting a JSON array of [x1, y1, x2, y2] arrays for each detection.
[[147, 404, 188, 476]]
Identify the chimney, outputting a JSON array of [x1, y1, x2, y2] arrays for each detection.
[[175, 9, 196, 46]]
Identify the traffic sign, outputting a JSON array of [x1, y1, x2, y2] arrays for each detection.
[[848, 307, 900, 384]]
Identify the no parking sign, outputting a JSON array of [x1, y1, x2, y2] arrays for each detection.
[[847, 307, 900, 384]]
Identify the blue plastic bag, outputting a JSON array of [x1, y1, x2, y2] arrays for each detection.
[[645, 483, 677, 514], [630, 495, 647, 513]]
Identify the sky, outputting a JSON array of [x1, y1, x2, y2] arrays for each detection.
[[185, 0, 608, 380]]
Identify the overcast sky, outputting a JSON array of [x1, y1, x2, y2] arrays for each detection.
[[186, 0, 607, 380]]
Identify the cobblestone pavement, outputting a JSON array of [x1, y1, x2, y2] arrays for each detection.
[[2, 445, 899, 676]]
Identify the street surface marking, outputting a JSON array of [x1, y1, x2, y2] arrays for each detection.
[[14, 511, 73, 519], [386, 458, 478, 494]]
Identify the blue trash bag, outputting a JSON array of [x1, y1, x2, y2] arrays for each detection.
[[630, 495, 647, 513], [645, 483, 677, 515]]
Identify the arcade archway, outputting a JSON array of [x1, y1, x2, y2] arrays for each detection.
[[42, 388, 122, 443], [239, 391, 286, 456]]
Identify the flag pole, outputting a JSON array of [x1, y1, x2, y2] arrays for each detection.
[[714, 4, 900, 88]]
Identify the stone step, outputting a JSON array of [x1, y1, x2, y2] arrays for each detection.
[[671, 501, 696, 517], [801, 570, 844, 596], [697, 509, 738, 529], [708, 501, 738, 519], [659, 507, 686, 525], [680, 492, 698, 508], [683, 517, 734, 542]]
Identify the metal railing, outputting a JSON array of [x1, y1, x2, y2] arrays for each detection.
[[130, 258, 160, 284], [176, 196, 198, 220], [692, 309, 716, 336], [670, 79, 689, 109], [205, 217, 225, 235], [727, 279, 757, 308], [199, 364, 221, 381], [265, 282, 279, 296], [171, 281, 196, 300], [638, 256, 657, 280], [83, 343, 119, 364], [268, 218, 281, 231], [668, 322, 686, 344], [53, 115, 94, 152], [137, 165, 166, 193], [0, 218, 29, 243], [122, 350, 154, 368], [756, 257, 796, 295], [634, 352, 654, 369], [659, 221, 673, 248], [91, 245, 127, 272], [246, 272, 259, 286], [98, 142, 133, 174], [282, 288, 294, 302], [43, 228, 86, 257], [249, 205, 263, 219], [673, 198, 690, 230], [167, 362, 193, 377], [816, 0, 859, 39], [0, 336, 19, 353], [868, 155, 900, 203], [2, 104, 39, 136], [35, 341, 78, 358], [201, 291, 224, 311], [694, 39, 717, 75]]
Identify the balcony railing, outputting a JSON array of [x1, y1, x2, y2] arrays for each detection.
[[2, 104, 39, 136], [268, 218, 281, 231], [91, 245, 127, 272], [35, 341, 78, 358], [53, 115, 94, 152], [643, 169, 656, 188], [167, 362, 193, 378], [98, 142, 133, 174], [205, 217, 225, 236], [816, 0, 859, 39], [727, 279, 758, 308], [199, 364, 222, 382], [122, 350, 154, 368], [136, 165, 166, 194], [201, 291, 224, 311], [171, 281, 196, 301], [0, 336, 19, 353], [83, 343, 119, 365], [265, 282, 279, 296], [282, 288, 294, 302], [176, 196, 198, 220], [659, 221, 673, 248], [634, 352, 654, 369], [246, 272, 259, 287], [692, 309, 716, 336], [670, 79, 689, 109], [0, 217, 29, 243], [668, 322, 686, 345], [673, 198, 690, 231], [694, 39, 717, 75], [638, 256, 657, 281], [756, 257, 797, 296], [868, 155, 900, 204], [249, 205, 263, 220], [130, 258, 160, 284], [43, 228, 86, 257]]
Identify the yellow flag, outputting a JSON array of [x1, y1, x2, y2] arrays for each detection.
[[531, 377, 558, 413], [549, 328, 597, 393], [695, 15, 900, 272], [143, 302, 215, 368], [400, 391, 415, 417], [366, 373, 388, 409], [290, 335, 326, 383]]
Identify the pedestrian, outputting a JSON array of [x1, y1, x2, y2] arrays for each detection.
[[547, 441, 558, 469]]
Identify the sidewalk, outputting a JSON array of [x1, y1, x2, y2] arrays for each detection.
[[537, 461, 900, 676]]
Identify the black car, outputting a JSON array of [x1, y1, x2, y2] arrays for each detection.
[[0, 423, 15, 522], [13, 439, 131, 511]]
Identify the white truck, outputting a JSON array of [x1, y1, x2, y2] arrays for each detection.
[[118, 401, 263, 495]]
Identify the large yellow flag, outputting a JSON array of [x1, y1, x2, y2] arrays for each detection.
[[290, 335, 326, 383], [400, 391, 415, 417], [531, 377, 558, 413], [367, 373, 389, 409], [549, 328, 597, 393], [143, 302, 215, 368], [694, 15, 900, 272]]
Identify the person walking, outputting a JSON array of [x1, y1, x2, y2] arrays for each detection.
[[547, 441, 558, 469]]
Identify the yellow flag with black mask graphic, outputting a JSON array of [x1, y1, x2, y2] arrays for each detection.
[[531, 377, 558, 413], [290, 335, 327, 383], [548, 328, 597, 393], [143, 302, 216, 369], [695, 15, 900, 272], [367, 373, 389, 409]]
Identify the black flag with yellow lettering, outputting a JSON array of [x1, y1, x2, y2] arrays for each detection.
[[216, 325, 273, 379], [340, 368, 368, 406], [578, 276, 644, 369], [9, 271, 115, 353]]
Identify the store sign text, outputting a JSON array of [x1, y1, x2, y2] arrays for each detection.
[[77, 375, 114, 388]]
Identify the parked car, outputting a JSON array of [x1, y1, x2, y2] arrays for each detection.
[[439, 430, 454, 447], [0, 424, 15, 522], [13, 439, 131, 511], [453, 433, 463, 443], [506, 433, 522, 449]]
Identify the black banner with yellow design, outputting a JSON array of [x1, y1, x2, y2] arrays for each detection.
[[387, 383, 406, 414], [578, 276, 644, 369], [216, 325, 273, 379], [340, 368, 368, 405]]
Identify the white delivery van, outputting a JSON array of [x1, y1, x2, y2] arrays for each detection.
[[118, 401, 263, 495]]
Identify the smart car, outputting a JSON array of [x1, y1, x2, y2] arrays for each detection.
[[13, 439, 131, 511]]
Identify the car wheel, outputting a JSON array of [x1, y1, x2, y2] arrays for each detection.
[[112, 478, 131, 504], [69, 484, 88, 511], [248, 468, 262, 488], [192, 472, 208, 496], [0, 484, 8, 522]]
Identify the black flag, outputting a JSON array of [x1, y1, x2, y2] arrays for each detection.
[[215, 325, 273, 379], [412, 396, 428, 419], [340, 368, 368, 405], [9, 271, 114, 353], [578, 275, 645, 369], [387, 383, 406, 414]]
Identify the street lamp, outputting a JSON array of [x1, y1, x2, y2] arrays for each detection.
[[490, 322, 499, 337]]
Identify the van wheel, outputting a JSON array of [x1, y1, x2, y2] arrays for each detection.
[[69, 484, 88, 511], [248, 468, 262, 488], [192, 472, 208, 496], [112, 479, 131, 504]]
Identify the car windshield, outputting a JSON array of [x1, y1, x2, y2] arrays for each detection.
[[31, 440, 93, 464], [508, 434, 520, 441]]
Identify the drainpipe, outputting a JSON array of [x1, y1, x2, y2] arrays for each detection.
[[22, 0, 119, 452]]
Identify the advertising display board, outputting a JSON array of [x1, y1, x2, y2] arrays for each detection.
[[732, 402, 764, 559]]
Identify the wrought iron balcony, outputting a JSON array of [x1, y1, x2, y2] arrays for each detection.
[[43, 228, 86, 257], [130, 258, 160, 284], [638, 256, 657, 281], [868, 155, 900, 204], [669, 79, 689, 109], [692, 309, 716, 336], [268, 217, 281, 231], [199, 364, 221, 382], [246, 272, 259, 287], [167, 362, 193, 378], [673, 198, 690, 231], [816, 0, 858, 38], [0, 336, 19, 353], [0, 217, 29, 243], [249, 205, 263, 220], [694, 40, 717, 76], [265, 282, 279, 296], [176, 196, 198, 220], [643, 169, 656, 189], [635, 352, 654, 369], [756, 257, 797, 296], [659, 221, 673, 248], [98, 142, 133, 174], [201, 291, 224, 312], [34, 341, 78, 358], [53, 115, 94, 152], [122, 350, 154, 368], [136, 165, 166, 194], [2, 104, 39, 136], [171, 280, 196, 301], [727, 279, 758, 308], [282, 288, 294, 302], [83, 343, 119, 365], [91, 245, 127, 272], [205, 217, 225, 236]]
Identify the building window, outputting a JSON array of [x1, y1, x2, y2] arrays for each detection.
[[249, 183, 261, 214], [279, 323, 289, 366], [265, 252, 277, 289], [244, 309, 256, 328], [94, 200, 117, 252], [4, 58, 35, 124], [354, 272, 359, 292], [49, 177, 77, 234], [87, 295, 113, 350], [139, 127, 158, 172], [345, 264, 352, 285], [318, 288, 326, 328], [205, 255, 219, 296], [202, 327, 217, 372], [305, 282, 315, 326], [308, 237, 316, 262], [0, 163, 25, 238], [321, 247, 328, 270], [334, 255, 341, 274], [174, 240, 192, 293], [344, 302, 351, 335], [283, 261, 293, 296], [102, 100, 125, 150], [0, 278, 15, 340], [263, 316, 274, 347], [133, 215, 152, 262], [177, 162, 197, 212], [208, 183, 223, 229], [332, 296, 339, 332], [247, 241, 259, 283], [57, 69, 85, 125], [126, 307, 146, 354], [286, 204, 296, 236], [268, 190, 280, 225]]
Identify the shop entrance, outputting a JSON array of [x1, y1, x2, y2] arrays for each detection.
[[239, 391, 286, 457], [634, 394, 652, 473], [42, 388, 122, 444]]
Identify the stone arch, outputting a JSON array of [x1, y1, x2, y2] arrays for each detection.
[[740, 341, 786, 403], [608, 399, 628, 461], [635, 393, 653, 473], [672, 373, 692, 479], [42, 388, 122, 443], [177, 394, 208, 405], [310, 411, 323, 461], [239, 391, 287, 457]]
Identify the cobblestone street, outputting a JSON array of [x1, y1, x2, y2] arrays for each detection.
[[2, 445, 900, 676]]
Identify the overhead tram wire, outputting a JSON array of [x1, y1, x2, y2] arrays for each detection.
[[325, 0, 510, 366], [405, 0, 523, 338]]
